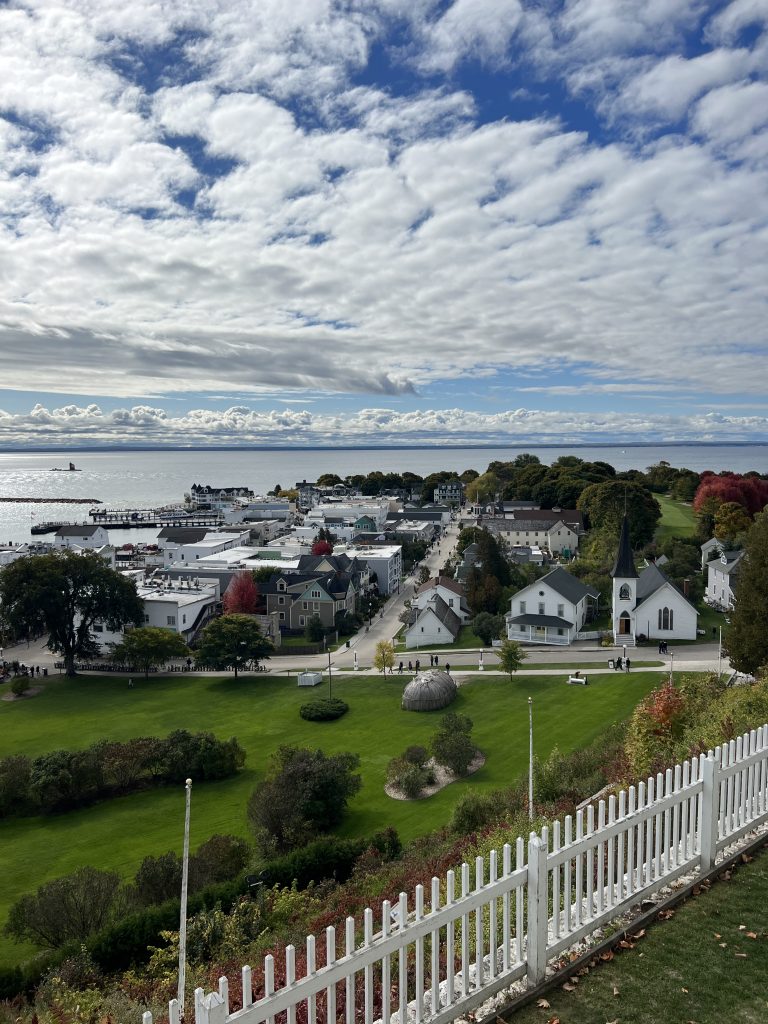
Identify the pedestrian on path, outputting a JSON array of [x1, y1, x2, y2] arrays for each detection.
[[415, 659, 420, 673], [398, 661, 403, 674], [625, 658, 631, 672], [408, 660, 413, 672], [615, 657, 622, 671], [434, 655, 439, 666], [445, 662, 450, 674], [128, 678, 134, 688]]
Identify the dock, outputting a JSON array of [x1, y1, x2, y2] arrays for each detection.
[[89, 508, 223, 527]]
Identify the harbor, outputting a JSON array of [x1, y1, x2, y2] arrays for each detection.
[[29, 508, 224, 535]]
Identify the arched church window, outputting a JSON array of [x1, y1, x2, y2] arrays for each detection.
[[619, 584, 630, 600], [658, 607, 673, 630]]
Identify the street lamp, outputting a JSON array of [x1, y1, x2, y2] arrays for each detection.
[[670, 650, 675, 684], [718, 626, 722, 679], [177, 779, 192, 1014]]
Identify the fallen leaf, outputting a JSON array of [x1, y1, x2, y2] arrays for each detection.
[[741, 853, 753, 863], [562, 982, 576, 992], [536, 998, 550, 1009], [739, 924, 746, 931], [658, 909, 675, 920], [605, 1019, 619, 1024], [613, 986, 620, 997], [578, 966, 590, 976], [692, 885, 701, 895], [682, 987, 688, 993], [747, 931, 758, 939], [600, 951, 615, 961], [569, 976, 580, 985], [632, 929, 646, 940], [735, 952, 748, 958], [720, 943, 728, 948], [546, 1018, 560, 1024], [618, 939, 635, 949], [721, 870, 732, 881], [714, 932, 721, 938]]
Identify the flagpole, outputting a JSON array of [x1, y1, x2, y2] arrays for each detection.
[[177, 779, 192, 1012]]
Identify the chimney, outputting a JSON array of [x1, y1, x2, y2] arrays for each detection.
[[683, 578, 690, 597]]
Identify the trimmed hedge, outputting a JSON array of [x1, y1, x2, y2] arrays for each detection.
[[257, 828, 402, 890], [299, 698, 349, 722]]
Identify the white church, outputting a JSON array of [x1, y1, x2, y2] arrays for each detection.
[[612, 516, 698, 644]]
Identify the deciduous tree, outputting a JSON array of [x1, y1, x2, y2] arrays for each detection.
[[223, 571, 261, 614], [374, 640, 395, 674], [110, 627, 190, 678], [195, 614, 273, 677], [0, 550, 144, 676], [498, 639, 526, 679]]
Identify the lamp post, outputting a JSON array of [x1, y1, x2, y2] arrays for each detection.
[[718, 626, 722, 678], [528, 697, 534, 822], [177, 778, 192, 1013], [670, 650, 675, 684], [479, 650, 484, 672], [327, 650, 332, 699], [353, 650, 358, 672]]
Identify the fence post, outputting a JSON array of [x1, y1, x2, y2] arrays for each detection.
[[699, 754, 719, 874], [526, 833, 548, 988]]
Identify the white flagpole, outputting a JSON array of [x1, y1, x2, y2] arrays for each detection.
[[528, 697, 534, 821], [177, 779, 192, 1013]]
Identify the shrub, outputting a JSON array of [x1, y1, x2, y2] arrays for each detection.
[[387, 757, 429, 799], [432, 712, 476, 777], [11, 676, 31, 697], [451, 791, 504, 833], [403, 745, 429, 767], [257, 829, 401, 890], [299, 698, 349, 722]]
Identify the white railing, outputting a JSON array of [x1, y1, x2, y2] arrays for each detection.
[[142, 725, 768, 1024]]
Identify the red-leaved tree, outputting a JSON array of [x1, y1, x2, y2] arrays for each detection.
[[693, 472, 768, 517], [223, 571, 261, 614], [311, 539, 333, 556]]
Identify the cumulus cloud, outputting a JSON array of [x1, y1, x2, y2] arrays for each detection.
[[1, 402, 767, 446], [0, 0, 766, 443]]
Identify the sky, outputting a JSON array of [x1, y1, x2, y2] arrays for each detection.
[[1, 0, 768, 448]]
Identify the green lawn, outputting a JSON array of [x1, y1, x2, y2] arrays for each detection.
[[509, 844, 768, 1024], [655, 493, 696, 543], [0, 669, 663, 969]]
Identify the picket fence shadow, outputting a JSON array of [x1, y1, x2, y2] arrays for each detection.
[[142, 724, 768, 1024]]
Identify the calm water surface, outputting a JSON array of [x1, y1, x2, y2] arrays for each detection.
[[1, 445, 766, 544]]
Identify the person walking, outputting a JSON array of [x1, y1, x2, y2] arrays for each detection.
[[615, 656, 622, 671], [625, 658, 631, 672], [408, 660, 413, 672], [445, 662, 451, 674], [415, 658, 420, 673], [434, 654, 439, 666], [398, 661, 403, 674]]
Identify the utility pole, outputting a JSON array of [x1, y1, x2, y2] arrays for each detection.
[[177, 778, 192, 1013], [328, 650, 332, 699], [718, 626, 722, 679]]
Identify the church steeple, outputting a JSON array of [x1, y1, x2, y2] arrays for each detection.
[[611, 515, 638, 579]]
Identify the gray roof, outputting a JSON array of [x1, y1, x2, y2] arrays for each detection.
[[55, 524, 101, 537], [157, 527, 209, 544], [539, 566, 599, 604], [636, 563, 698, 612], [508, 613, 574, 628], [720, 551, 745, 573], [402, 670, 458, 711], [611, 515, 638, 579], [409, 595, 462, 638]]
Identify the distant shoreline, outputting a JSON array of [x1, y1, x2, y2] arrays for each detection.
[[1, 442, 766, 454]]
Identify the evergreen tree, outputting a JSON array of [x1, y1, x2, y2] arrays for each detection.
[[724, 512, 768, 674]]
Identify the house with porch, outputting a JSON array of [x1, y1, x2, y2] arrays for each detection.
[[505, 567, 599, 645], [612, 515, 698, 643], [404, 595, 462, 649]]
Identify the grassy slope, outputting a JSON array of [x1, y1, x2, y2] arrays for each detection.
[[0, 669, 661, 969], [510, 845, 768, 1024]]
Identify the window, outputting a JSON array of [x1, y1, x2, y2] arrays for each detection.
[[279, 612, 285, 620], [659, 607, 674, 630], [278, 581, 286, 591], [311, 589, 321, 598], [421, 626, 424, 632], [93, 623, 103, 632], [278, 596, 285, 605], [313, 602, 319, 610], [538, 602, 545, 615], [557, 603, 564, 618], [302, 601, 308, 609], [557, 628, 564, 635], [167, 615, 176, 625], [299, 616, 305, 626], [520, 600, 526, 614], [145, 614, 150, 622], [619, 583, 631, 600], [182, 614, 186, 624]]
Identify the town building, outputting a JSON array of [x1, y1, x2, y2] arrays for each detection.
[[404, 595, 462, 648], [705, 549, 744, 611], [53, 524, 110, 549], [413, 576, 470, 622], [191, 484, 255, 509], [506, 567, 599, 646], [433, 479, 464, 505]]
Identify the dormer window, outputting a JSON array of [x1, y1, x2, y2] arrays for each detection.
[[277, 580, 286, 591]]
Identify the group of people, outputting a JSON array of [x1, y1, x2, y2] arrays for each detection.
[[613, 656, 631, 672], [1, 660, 44, 679], [657, 640, 670, 654], [392, 655, 451, 675]]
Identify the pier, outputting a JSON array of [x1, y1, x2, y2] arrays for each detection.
[[89, 507, 223, 527], [0, 497, 101, 504]]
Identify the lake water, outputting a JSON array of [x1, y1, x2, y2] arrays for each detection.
[[1, 444, 766, 544]]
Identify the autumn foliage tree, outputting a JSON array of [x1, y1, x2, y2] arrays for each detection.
[[693, 472, 768, 517], [223, 571, 261, 614], [625, 681, 687, 777]]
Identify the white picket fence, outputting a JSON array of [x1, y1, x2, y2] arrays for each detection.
[[142, 724, 768, 1024]]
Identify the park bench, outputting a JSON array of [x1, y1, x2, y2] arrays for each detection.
[[567, 674, 589, 685]]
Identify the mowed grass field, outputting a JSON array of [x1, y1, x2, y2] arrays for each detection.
[[0, 669, 663, 968], [655, 493, 696, 542]]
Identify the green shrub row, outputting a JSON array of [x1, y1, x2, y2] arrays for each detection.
[[256, 827, 401, 890], [0, 729, 245, 817]]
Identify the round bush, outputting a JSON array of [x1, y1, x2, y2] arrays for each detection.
[[11, 677, 31, 697], [299, 698, 349, 722]]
